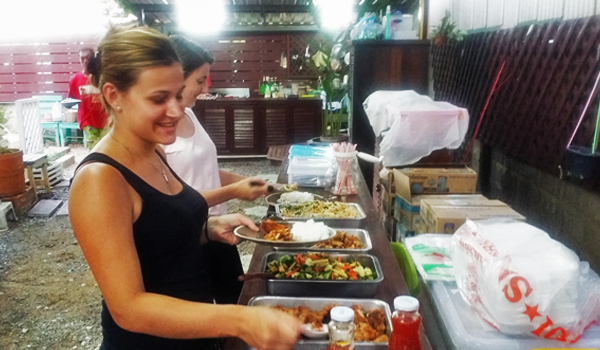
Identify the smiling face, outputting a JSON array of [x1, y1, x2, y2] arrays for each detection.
[[181, 63, 211, 108], [110, 62, 185, 146]]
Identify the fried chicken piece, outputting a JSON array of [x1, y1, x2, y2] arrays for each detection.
[[355, 322, 379, 341], [373, 334, 389, 343], [367, 308, 387, 334], [313, 231, 365, 249]]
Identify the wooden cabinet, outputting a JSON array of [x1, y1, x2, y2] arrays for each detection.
[[193, 98, 322, 155], [349, 40, 430, 193]]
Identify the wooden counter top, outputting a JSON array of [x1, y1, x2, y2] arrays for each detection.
[[223, 159, 434, 350]]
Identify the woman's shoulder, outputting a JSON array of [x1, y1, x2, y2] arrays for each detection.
[[72, 153, 129, 189]]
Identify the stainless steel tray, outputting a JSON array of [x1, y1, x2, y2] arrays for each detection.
[[260, 251, 384, 297], [248, 296, 391, 349], [273, 228, 372, 252], [274, 202, 367, 228]]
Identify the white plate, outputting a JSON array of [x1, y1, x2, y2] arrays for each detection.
[[233, 222, 335, 247], [265, 192, 324, 206]]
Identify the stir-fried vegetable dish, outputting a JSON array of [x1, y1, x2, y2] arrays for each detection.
[[280, 200, 360, 218], [266, 253, 375, 280]]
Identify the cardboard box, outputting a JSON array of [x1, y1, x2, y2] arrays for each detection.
[[396, 222, 416, 242], [424, 205, 526, 234], [394, 193, 486, 230], [382, 188, 395, 218], [384, 216, 397, 242], [420, 198, 506, 225], [393, 167, 478, 202]]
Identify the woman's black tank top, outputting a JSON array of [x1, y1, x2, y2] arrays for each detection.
[[75, 153, 219, 350]]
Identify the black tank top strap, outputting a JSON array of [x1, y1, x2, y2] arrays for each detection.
[[74, 152, 166, 197]]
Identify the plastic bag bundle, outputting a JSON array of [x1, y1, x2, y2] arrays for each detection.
[[362, 90, 469, 167], [451, 219, 600, 343]]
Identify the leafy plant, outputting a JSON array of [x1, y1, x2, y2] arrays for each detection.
[[0, 106, 13, 154], [431, 10, 464, 46]]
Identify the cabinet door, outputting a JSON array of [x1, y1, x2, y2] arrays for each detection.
[[202, 107, 227, 153], [265, 106, 288, 148], [232, 105, 255, 153], [290, 104, 322, 144]]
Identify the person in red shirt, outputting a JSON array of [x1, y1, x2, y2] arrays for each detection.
[[68, 48, 107, 149]]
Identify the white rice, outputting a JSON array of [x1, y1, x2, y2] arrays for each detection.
[[291, 219, 332, 242], [278, 191, 314, 205]]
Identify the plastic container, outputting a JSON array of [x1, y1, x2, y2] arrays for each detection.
[[389, 296, 422, 350], [427, 280, 600, 349], [51, 102, 63, 122], [327, 306, 355, 350], [288, 145, 332, 159], [287, 156, 336, 188]]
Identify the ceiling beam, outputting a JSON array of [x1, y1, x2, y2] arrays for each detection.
[[128, 4, 314, 14]]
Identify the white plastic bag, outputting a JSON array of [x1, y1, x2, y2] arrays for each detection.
[[450, 219, 600, 343], [405, 234, 454, 281], [362, 90, 469, 167]]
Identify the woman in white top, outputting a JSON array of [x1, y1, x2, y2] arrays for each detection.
[[163, 36, 272, 304]]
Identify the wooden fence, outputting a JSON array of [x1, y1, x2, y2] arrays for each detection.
[[0, 32, 328, 103]]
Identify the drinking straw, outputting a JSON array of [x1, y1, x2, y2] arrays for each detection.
[[567, 68, 600, 149], [462, 61, 506, 164], [593, 96, 600, 153]]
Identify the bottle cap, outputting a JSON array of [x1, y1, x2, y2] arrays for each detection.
[[393, 296, 419, 312], [330, 306, 354, 322]]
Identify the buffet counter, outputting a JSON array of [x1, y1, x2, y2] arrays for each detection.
[[223, 159, 435, 350]]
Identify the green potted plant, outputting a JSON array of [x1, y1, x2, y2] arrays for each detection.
[[309, 45, 349, 142], [431, 11, 464, 46], [0, 106, 26, 197]]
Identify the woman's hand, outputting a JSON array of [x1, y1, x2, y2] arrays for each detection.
[[206, 214, 257, 245], [237, 307, 303, 350], [234, 177, 272, 201]]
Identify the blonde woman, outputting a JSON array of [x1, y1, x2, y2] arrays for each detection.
[[69, 26, 301, 350]]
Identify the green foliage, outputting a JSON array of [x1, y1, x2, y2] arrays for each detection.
[[113, 0, 135, 15], [0, 106, 12, 154], [431, 10, 464, 43]]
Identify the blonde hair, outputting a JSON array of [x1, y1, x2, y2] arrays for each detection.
[[88, 25, 180, 120]]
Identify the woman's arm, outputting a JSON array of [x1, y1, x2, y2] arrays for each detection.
[[69, 163, 301, 349], [219, 169, 246, 185], [201, 175, 271, 207]]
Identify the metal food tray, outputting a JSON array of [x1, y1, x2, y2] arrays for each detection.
[[273, 228, 372, 252], [260, 251, 384, 297], [274, 202, 367, 228], [248, 296, 392, 350]]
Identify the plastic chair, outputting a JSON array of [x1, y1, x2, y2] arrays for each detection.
[[390, 241, 420, 296]]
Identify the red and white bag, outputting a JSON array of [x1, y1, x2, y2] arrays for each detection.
[[451, 218, 600, 343]]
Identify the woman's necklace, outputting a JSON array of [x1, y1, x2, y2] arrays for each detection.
[[110, 135, 170, 186]]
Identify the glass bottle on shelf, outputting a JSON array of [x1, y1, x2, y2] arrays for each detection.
[[259, 76, 268, 96], [264, 76, 272, 98], [271, 78, 280, 98], [327, 306, 355, 350], [389, 296, 422, 350]]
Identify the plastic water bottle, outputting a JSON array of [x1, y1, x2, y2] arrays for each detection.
[[384, 5, 392, 40], [327, 306, 355, 350], [389, 296, 422, 350]]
